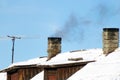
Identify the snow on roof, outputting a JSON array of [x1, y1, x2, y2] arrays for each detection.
[[0, 72, 7, 80], [41, 48, 103, 65], [9, 57, 47, 68], [67, 48, 120, 80], [30, 71, 44, 80], [29, 48, 103, 80], [8, 48, 102, 68], [3, 48, 103, 80]]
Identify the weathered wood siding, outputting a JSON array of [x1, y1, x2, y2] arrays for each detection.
[[7, 67, 42, 80], [57, 66, 81, 80], [44, 66, 83, 80], [11, 72, 18, 80]]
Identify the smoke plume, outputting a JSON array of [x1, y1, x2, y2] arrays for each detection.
[[95, 2, 120, 25], [52, 1, 120, 43], [52, 13, 92, 43]]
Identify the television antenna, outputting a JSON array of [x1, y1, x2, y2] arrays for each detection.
[[7, 35, 21, 64], [0, 35, 40, 64]]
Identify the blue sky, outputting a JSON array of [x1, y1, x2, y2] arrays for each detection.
[[0, 0, 120, 69]]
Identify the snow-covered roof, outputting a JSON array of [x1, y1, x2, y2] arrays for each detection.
[[3, 48, 120, 80], [30, 71, 44, 80], [8, 57, 47, 68], [68, 48, 120, 80], [41, 48, 102, 65], [2, 48, 103, 80], [0, 72, 7, 80], [8, 48, 102, 68], [30, 48, 103, 80]]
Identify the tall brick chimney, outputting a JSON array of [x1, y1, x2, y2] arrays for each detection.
[[103, 28, 119, 55], [47, 37, 62, 60]]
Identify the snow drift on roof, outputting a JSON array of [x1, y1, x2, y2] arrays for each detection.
[[30, 71, 44, 80], [0, 73, 7, 80], [9, 57, 47, 68], [41, 48, 103, 65], [4, 48, 103, 80], [8, 48, 103, 67], [29, 48, 103, 80], [68, 48, 120, 80], [2, 48, 102, 70]]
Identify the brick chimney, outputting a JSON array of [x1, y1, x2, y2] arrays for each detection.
[[47, 37, 62, 60], [103, 28, 119, 55]]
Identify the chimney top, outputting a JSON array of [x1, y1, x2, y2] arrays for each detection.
[[47, 37, 62, 60], [103, 28, 119, 55], [103, 28, 119, 31], [48, 37, 61, 40]]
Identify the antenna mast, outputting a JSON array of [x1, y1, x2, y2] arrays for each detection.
[[7, 36, 21, 64]]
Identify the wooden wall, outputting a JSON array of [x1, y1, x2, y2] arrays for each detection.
[[44, 65, 83, 80], [7, 67, 42, 80]]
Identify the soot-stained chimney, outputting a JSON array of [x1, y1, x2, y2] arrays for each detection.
[[103, 28, 119, 55], [47, 37, 62, 60]]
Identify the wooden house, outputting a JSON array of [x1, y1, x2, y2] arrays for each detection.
[[44, 61, 94, 80], [6, 65, 42, 80], [0, 57, 47, 80], [37, 37, 101, 80], [0, 28, 119, 80]]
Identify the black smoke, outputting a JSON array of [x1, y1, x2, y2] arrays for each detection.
[[52, 13, 93, 43], [52, 1, 120, 43], [96, 2, 120, 25]]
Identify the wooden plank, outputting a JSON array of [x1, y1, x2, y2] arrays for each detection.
[[11, 72, 18, 80], [18, 69, 23, 80]]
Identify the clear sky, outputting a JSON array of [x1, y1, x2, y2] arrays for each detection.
[[0, 0, 120, 69]]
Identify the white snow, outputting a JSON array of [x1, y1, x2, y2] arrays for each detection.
[[41, 48, 102, 65], [68, 48, 120, 80], [0, 73, 7, 80], [30, 48, 103, 80], [5, 48, 104, 80], [30, 71, 44, 80], [9, 57, 47, 67], [3, 48, 120, 80], [2, 48, 120, 80], [8, 49, 103, 67]]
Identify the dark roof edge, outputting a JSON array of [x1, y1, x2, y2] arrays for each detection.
[[43, 60, 95, 68], [0, 64, 42, 72], [0, 60, 95, 72]]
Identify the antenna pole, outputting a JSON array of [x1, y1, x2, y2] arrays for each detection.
[[12, 38, 15, 64], [7, 36, 21, 64]]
